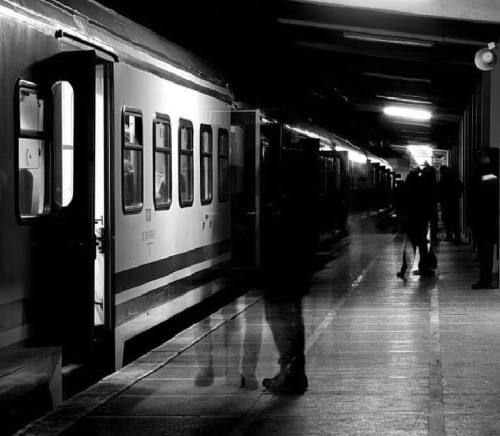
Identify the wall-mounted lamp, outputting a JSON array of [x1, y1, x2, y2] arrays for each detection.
[[474, 42, 497, 71]]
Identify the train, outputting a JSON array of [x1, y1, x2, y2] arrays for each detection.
[[0, 0, 394, 377], [230, 112, 395, 270]]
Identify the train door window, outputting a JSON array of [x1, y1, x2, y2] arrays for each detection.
[[122, 108, 143, 213], [218, 128, 229, 202], [200, 124, 213, 204], [178, 119, 193, 207], [154, 114, 172, 209], [52, 81, 74, 207], [17, 81, 49, 219]]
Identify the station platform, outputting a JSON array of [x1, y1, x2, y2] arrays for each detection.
[[18, 226, 500, 436]]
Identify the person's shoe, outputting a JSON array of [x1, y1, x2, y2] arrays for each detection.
[[471, 281, 493, 289], [194, 366, 214, 387], [241, 373, 259, 390], [262, 369, 308, 394], [396, 271, 406, 279]]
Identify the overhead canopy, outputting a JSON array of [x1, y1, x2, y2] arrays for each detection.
[[276, 0, 500, 148], [291, 0, 500, 24]]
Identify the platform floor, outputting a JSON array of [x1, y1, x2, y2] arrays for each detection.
[[19, 227, 500, 436]]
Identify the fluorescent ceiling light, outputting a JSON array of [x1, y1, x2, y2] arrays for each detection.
[[383, 105, 432, 121], [407, 145, 434, 166], [363, 72, 432, 84], [343, 32, 434, 47], [376, 95, 432, 105]]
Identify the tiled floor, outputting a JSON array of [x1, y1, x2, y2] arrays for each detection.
[[20, 227, 500, 436]]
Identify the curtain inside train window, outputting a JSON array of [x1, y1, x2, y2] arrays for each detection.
[[154, 114, 172, 209], [200, 124, 213, 204], [52, 81, 74, 207], [17, 81, 49, 219], [122, 108, 143, 213], [178, 119, 193, 207]]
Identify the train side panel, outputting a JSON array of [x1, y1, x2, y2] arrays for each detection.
[[112, 63, 231, 367]]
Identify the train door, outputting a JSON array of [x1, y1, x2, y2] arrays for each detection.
[[230, 110, 261, 268], [35, 51, 111, 367]]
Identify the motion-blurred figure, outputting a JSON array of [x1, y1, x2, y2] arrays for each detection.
[[470, 148, 499, 289], [397, 167, 434, 278], [261, 146, 318, 394], [421, 163, 439, 242], [439, 165, 463, 243]]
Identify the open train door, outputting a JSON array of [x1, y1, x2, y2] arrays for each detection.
[[32, 50, 112, 370]]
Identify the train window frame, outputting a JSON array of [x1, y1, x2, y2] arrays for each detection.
[[178, 118, 194, 208], [218, 127, 229, 203], [121, 107, 144, 214], [199, 124, 213, 205], [153, 113, 172, 210], [15, 79, 51, 222]]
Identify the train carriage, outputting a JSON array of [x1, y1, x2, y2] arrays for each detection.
[[0, 0, 232, 372]]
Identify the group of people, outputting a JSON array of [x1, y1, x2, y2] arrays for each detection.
[[396, 148, 499, 289], [395, 162, 445, 278]]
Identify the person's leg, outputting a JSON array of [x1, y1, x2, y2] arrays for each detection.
[[263, 296, 308, 394], [478, 239, 494, 286]]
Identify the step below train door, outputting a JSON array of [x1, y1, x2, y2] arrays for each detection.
[[33, 50, 112, 369]]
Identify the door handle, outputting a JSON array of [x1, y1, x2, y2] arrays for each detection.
[[95, 227, 106, 254]]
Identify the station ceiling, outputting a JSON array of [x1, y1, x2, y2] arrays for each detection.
[[94, 0, 500, 151]]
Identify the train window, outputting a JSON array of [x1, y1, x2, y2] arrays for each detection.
[[200, 124, 213, 204], [52, 81, 74, 207], [20, 87, 44, 133], [178, 119, 193, 207], [154, 114, 172, 210], [17, 81, 49, 219], [122, 108, 143, 213], [218, 128, 229, 202]]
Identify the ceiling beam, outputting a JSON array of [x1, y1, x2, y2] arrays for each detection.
[[295, 40, 474, 66], [287, 0, 500, 25], [280, 17, 489, 46]]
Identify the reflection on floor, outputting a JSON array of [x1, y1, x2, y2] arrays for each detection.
[[20, 226, 500, 436]]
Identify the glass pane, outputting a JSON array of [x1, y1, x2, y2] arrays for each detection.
[[219, 130, 229, 156], [123, 149, 142, 210], [201, 156, 212, 202], [52, 81, 75, 207], [155, 151, 171, 207], [180, 125, 192, 151], [156, 121, 170, 149], [18, 138, 46, 217], [180, 154, 193, 204], [219, 157, 229, 202], [124, 113, 142, 145], [19, 87, 44, 133], [201, 130, 212, 153]]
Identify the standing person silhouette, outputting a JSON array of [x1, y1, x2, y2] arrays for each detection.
[[470, 148, 499, 289], [397, 167, 434, 278], [439, 165, 464, 243]]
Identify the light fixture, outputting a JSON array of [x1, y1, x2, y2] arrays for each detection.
[[343, 32, 434, 48], [376, 95, 432, 105], [383, 105, 432, 121], [363, 72, 432, 84], [407, 145, 434, 166]]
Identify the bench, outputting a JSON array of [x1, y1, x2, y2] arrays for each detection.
[[0, 347, 62, 433]]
